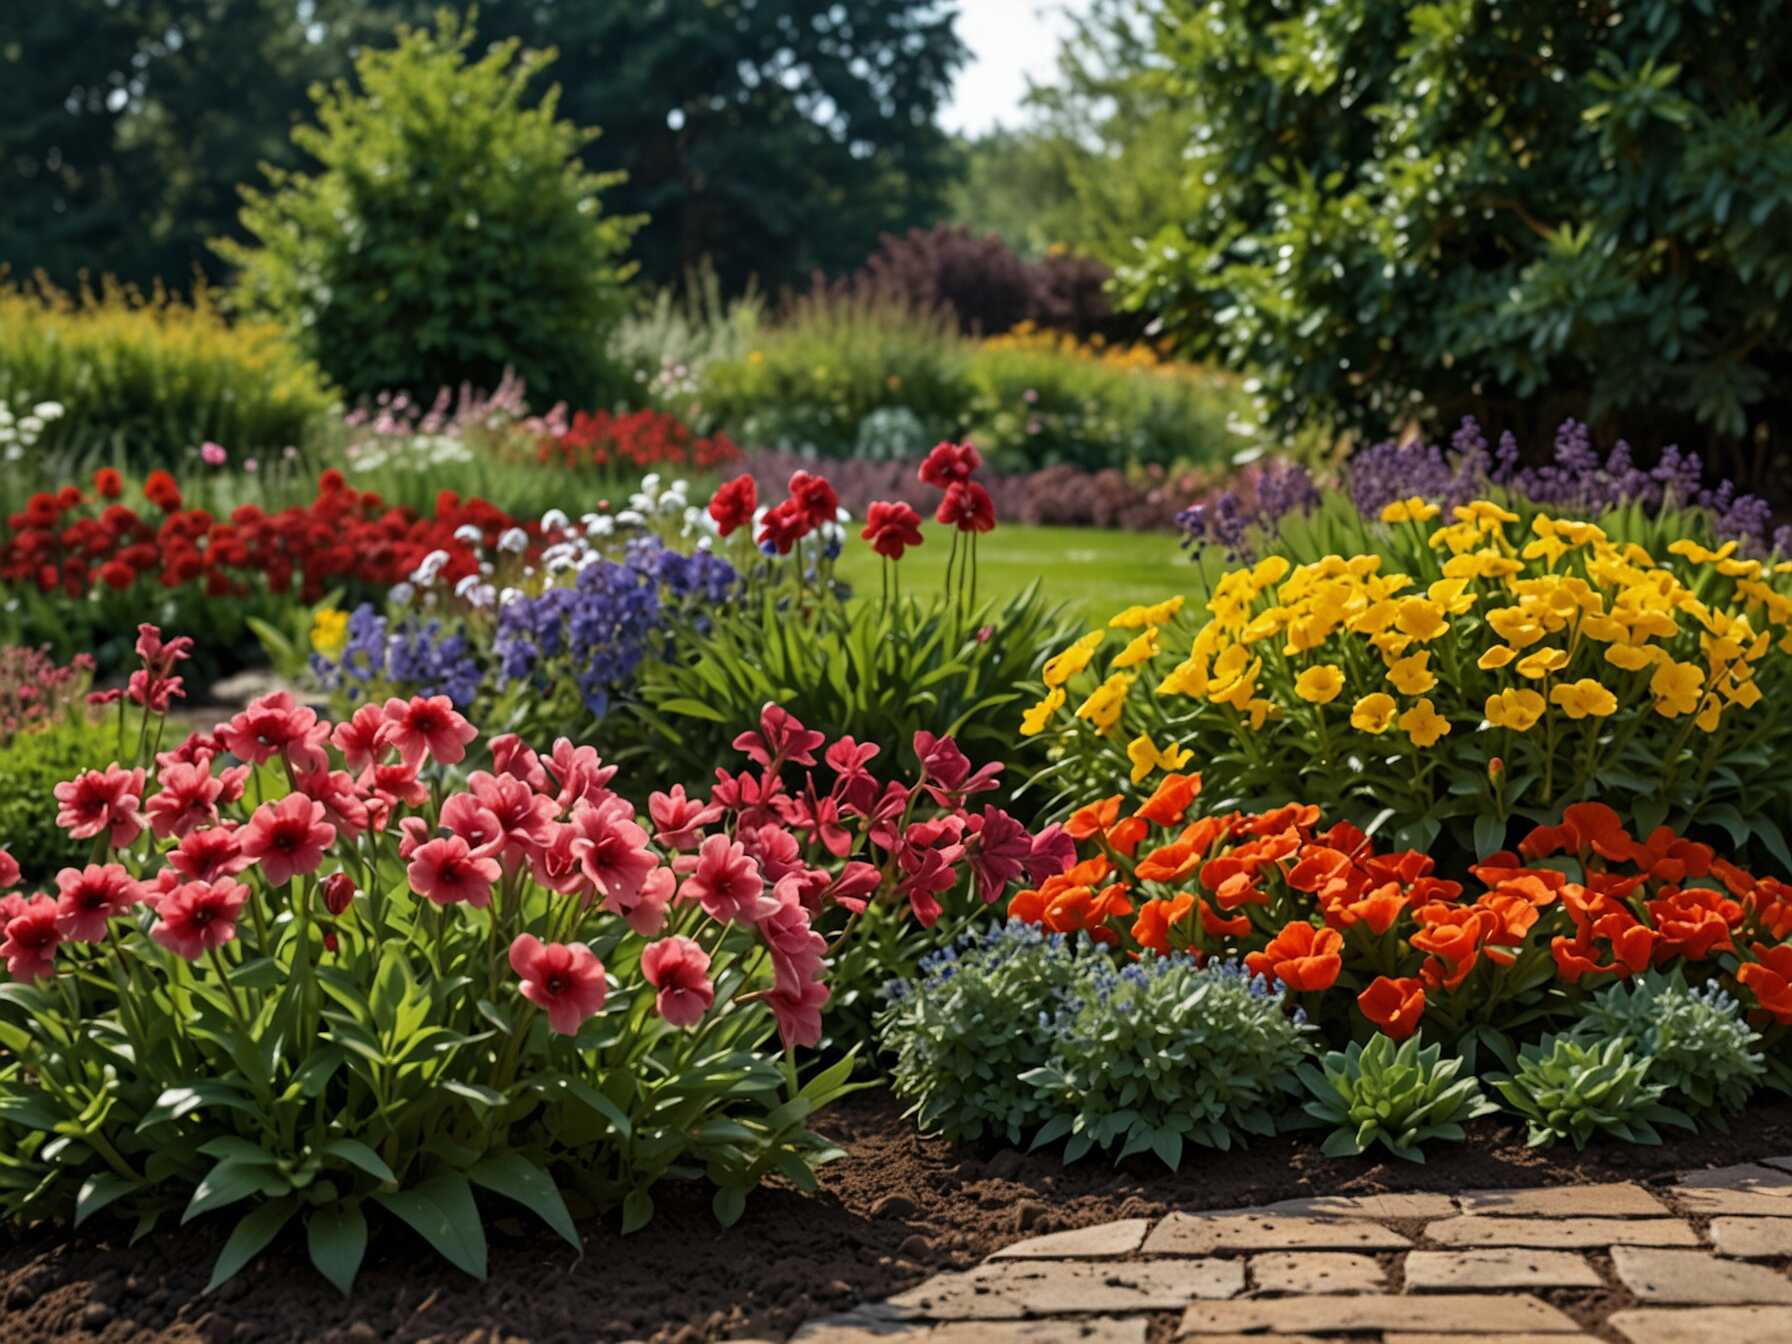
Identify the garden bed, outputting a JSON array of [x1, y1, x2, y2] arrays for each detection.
[[6, 1085, 1792, 1344]]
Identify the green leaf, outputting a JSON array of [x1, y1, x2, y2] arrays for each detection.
[[374, 1175, 487, 1280], [207, 1198, 298, 1292], [620, 1188, 654, 1234], [185, 1161, 283, 1225], [74, 1173, 136, 1228], [322, 1139, 396, 1185], [712, 1185, 746, 1227], [467, 1154, 580, 1251], [138, 1083, 258, 1131], [307, 1203, 368, 1297]]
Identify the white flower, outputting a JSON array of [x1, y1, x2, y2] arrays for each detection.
[[540, 508, 569, 531], [18, 417, 42, 436], [453, 524, 483, 545], [389, 582, 416, 607], [640, 472, 661, 494], [616, 509, 645, 527], [498, 527, 529, 553], [454, 574, 481, 599], [835, 506, 852, 525], [412, 549, 452, 584], [32, 402, 64, 420], [586, 515, 615, 537], [498, 586, 524, 607]]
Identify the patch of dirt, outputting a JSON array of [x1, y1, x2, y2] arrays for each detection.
[[4, 1087, 1791, 1343]]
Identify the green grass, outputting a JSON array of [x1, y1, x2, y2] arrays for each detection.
[[834, 522, 1198, 625]]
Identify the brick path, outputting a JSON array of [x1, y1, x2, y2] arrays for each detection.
[[788, 1159, 1792, 1343]]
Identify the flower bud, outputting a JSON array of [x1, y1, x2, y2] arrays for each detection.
[[1488, 756, 1504, 783], [321, 871, 356, 917]]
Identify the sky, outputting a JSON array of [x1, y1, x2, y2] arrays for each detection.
[[942, 0, 1084, 135]]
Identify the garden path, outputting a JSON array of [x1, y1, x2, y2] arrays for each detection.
[[784, 1158, 1792, 1343]]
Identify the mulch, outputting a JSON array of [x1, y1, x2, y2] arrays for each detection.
[[5, 1086, 1792, 1344]]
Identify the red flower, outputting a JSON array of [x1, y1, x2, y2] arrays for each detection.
[[53, 863, 144, 942], [382, 694, 478, 770], [918, 440, 981, 488], [53, 765, 146, 849], [861, 500, 925, 560], [1737, 943, 1792, 1024], [93, 468, 123, 500], [787, 471, 840, 529], [143, 470, 182, 513], [707, 474, 758, 536], [239, 795, 336, 886], [407, 835, 500, 908], [1245, 920, 1343, 991], [150, 879, 250, 962], [1, 895, 63, 983], [509, 933, 607, 1035], [935, 480, 996, 533], [1357, 976, 1426, 1039], [640, 935, 714, 1028], [755, 498, 810, 554]]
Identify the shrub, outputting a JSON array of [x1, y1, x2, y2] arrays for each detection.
[[1023, 954, 1312, 1163], [1493, 1035, 1694, 1149], [879, 923, 1100, 1144], [0, 646, 94, 746], [1573, 972, 1765, 1120], [0, 709, 119, 883], [1298, 1035, 1497, 1162], [221, 11, 640, 408], [0, 276, 331, 470], [1125, 0, 1792, 467]]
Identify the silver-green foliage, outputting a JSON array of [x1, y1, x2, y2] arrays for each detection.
[[1494, 1035, 1696, 1150], [1298, 1034, 1498, 1163], [1572, 972, 1764, 1121]]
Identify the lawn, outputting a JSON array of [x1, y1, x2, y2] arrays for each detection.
[[833, 522, 1197, 625]]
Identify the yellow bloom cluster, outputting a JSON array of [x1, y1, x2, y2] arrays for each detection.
[[1022, 502, 1792, 752]]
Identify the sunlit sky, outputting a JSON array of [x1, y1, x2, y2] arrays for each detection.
[[942, 0, 1085, 134]]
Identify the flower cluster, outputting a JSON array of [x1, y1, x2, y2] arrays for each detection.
[[1008, 784, 1792, 1047], [311, 604, 484, 708], [0, 645, 94, 745], [541, 408, 739, 474], [1176, 460, 1321, 561]]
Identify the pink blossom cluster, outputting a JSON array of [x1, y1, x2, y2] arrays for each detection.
[[0, 645, 96, 743]]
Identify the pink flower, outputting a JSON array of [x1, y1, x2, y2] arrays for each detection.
[[918, 440, 981, 488], [440, 793, 504, 857], [566, 796, 658, 915], [200, 441, 228, 467], [331, 705, 394, 771], [407, 836, 500, 908], [627, 866, 675, 937], [467, 771, 558, 871], [168, 826, 251, 882], [544, 738, 618, 812], [53, 765, 147, 848], [1026, 823, 1077, 884], [966, 806, 1033, 904], [678, 834, 776, 924], [896, 842, 962, 927], [127, 669, 185, 713], [0, 849, 18, 891], [239, 794, 336, 886], [145, 760, 229, 839], [382, 695, 477, 770], [732, 703, 825, 770], [768, 979, 829, 1051], [294, 768, 370, 841], [219, 691, 330, 774], [135, 625, 194, 677], [640, 936, 714, 1029], [913, 731, 1000, 803], [150, 879, 250, 961], [489, 734, 550, 793], [647, 784, 724, 851], [825, 861, 884, 913], [758, 876, 827, 995], [528, 820, 590, 898], [2, 895, 62, 983], [54, 864, 144, 942], [509, 934, 606, 1035]]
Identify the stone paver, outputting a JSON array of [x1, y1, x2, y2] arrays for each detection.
[[1177, 1292, 1584, 1334], [1673, 1186, 1792, 1216], [1144, 1212, 1409, 1255], [885, 1258, 1243, 1320], [1610, 1247, 1792, 1305], [1386, 1337, 1603, 1344], [1675, 1162, 1792, 1193], [1422, 1215, 1699, 1247], [1708, 1215, 1792, 1259], [1218, 1192, 1458, 1221], [930, 1323, 1150, 1343], [991, 1220, 1149, 1260], [1403, 1248, 1603, 1292], [1248, 1251, 1386, 1294], [1456, 1182, 1669, 1216], [1759, 1154, 1792, 1175], [1609, 1305, 1792, 1344]]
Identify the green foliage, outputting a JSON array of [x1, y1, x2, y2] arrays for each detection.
[[0, 277, 332, 470], [221, 11, 640, 407], [1125, 0, 1792, 460], [1297, 1034, 1497, 1162], [0, 711, 123, 882], [1493, 1034, 1695, 1150], [1573, 972, 1766, 1120], [879, 923, 1100, 1145], [1022, 955, 1313, 1164]]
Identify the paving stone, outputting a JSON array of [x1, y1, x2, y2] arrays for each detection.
[[991, 1220, 1149, 1260], [1760, 1154, 1792, 1175], [1609, 1305, 1792, 1344], [1143, 1212, 1410, 1255], [1386, 1337, 1603, 1344], [1673, 1186, 1792, 1216], [1456, 1182, 1670, 1216], [1177, 1292, 1582, 1334], [930, 1322, 1150, 1343], [791, 1309, 928, 1342], [1248, 1251, 1386, 1294], [1403, 1248, 1603, 1291], [1215, 1192, 1457, 1221], [1610, 1247, 1792, 1305], [1708, 1216, 1792, 1259], [1421, 1216, 1699, 1248], [886, 1258, 1244, 1320], [1676, 1163, 1792, 1194]]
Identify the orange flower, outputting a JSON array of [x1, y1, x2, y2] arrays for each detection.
[[1593, 911, 1656, 975], [1329, 882, 1407, 936], [1042, 884, 1095, 932], [1737, 943, 1792, 1024], [1316, 818, 1369, 855], [1410, 903, 1495, 990], [1630, 824, 1713, 883], [1241, 802, 1320, 837], [1551, 929, 1606, 984], [1244, 921, 1343, 992], [1197, 898, 1252, 939], [1364, 849, 1435, 886], [1210, 870, 1266, 911], [1104, 816, 1149, 857], [1009, 886, 1046, 924], [1134, 772, 1202, 827], [1475, 889, 1540, 948], [1067, 795, 1122, 839], [1357, 976, 1426, 1040], [1062, 855, 1112, 889], [1131, 893, 1194, 954], [1647, 886, 1741, 962], [1092, 882, 1134, 922], [1753, 877, 1792, 940], [1138, 837, 1204, 884], [1518, 801, 1635, 863], [1287, 846, 1360, 901]]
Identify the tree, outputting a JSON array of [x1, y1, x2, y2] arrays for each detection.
[[219, 11, 640, 406], [1121, 0, 1792, 474]]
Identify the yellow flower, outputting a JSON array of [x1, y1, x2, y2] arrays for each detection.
[[1386, 651, 1437, 695], [1043, 631, 1104, 687], [1515, 646, 1570, 680], [1075, 673, 1134, 733], [310, 607, 349, 659], [1019, 688, 1065, 736], [1650, 660, 1705, 719], [1126, 733, 1193, 784], [1477, 645, 1518, 670], [1380, 497, 1441, 524], [1394, 597, 1449, 642], [1605, 642, 1657, 672], [1110, 595, 1186, 629], [1485, 688, 1546, 731], [1350, 692, 1397, 734], [1399, 697, 1451, 748], [1549, 678, 1618, 720], [1295, 664, 1345, 704], [1112, 627, 1161, 668], [1156, 653, 1210, 698]]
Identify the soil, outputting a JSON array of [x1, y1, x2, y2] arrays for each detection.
[[5, 1086, 1792, 1344]]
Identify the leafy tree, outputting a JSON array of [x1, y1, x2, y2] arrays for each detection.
[[1121, 0, 1792, 471], [219, 10, 641, 406]]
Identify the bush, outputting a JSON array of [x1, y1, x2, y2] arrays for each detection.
[[1124, 1, 1792, 467], [1298, 1035, 1497, 1162], [221, 11, 640, 409], [0, 709, 120, 883], [0, 276, 332, 471], [1573, 972, 1765, 1121], [1494, 1035, 1694, 1149]]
